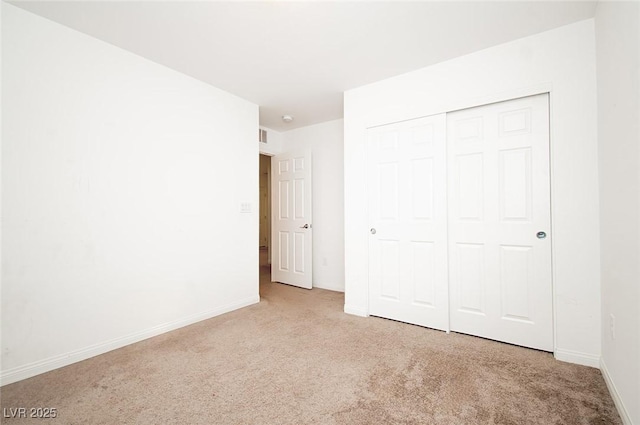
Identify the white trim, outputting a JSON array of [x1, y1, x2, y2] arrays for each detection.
[[548, 90, 559, 359], [313, 283, 345, 293], [554, 348, 600, 368], [258, 147, 275, 156], [600, 358, 633, 425], [344, 304, 368, 317], [0, 296, 260, 386]]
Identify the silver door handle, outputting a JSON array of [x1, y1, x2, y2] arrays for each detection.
[[536, 231, 547, 239], [370, 228, 376, 235], [300, 224, 309, 229]]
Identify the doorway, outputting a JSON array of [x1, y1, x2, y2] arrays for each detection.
[[259, 154, 271, 281]]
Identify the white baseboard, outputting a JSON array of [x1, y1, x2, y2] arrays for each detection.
[[600, 359, 634, 425], [0, 295, 260, 387], [554, 348, 600, 368], [344, 304, 368, 317], [313, 283, 345, 293]]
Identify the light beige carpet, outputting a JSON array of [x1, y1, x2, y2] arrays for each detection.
[[1, 264, 621, 424]]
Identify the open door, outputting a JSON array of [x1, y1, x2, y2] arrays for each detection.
[[271, 151, 312, 289]]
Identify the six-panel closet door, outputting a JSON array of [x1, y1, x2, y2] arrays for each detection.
[[368, 114, 449, 331], [368, 94, 553, 351], [447, 94, 552, 351]]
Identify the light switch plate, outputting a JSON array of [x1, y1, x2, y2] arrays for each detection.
[[240, 202, 252, 213]]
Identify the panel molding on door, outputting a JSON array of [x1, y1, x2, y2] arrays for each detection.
[[271, 151, 312, 289], [368, 114, 449, 332], [448, 93, 553, 351]]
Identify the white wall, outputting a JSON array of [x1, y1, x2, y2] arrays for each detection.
[[1, 4, 259, 385], [344, 20, 601, 366], [595, 1, 640, 423], [258, 126, 284, 156], [282, 120, 345, 292]]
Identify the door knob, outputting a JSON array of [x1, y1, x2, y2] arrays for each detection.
[[536, 231, 547, 239], [300, 224, 309, 229], [370, 228, 377, 235]]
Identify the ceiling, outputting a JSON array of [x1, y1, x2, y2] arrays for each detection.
[[9, 1, 598, 131]]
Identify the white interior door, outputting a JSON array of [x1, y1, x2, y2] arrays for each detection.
[[447, 93, 553, 351], [271, 151, 312, 289], [368, 114, 449, 331]]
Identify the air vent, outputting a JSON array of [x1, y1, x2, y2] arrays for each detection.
[[258, 129, 268, 143]]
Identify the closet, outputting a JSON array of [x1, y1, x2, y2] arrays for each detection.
[[367, 94, 553, 351]]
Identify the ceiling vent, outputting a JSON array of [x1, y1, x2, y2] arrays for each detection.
[[258, 128, 268, 143]]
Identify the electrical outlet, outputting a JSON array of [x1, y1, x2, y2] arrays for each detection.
[[609, 314, 616, 340]]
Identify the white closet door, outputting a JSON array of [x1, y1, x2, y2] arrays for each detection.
[[368, 114, 449, 331], [448, 94, 553, 351]]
